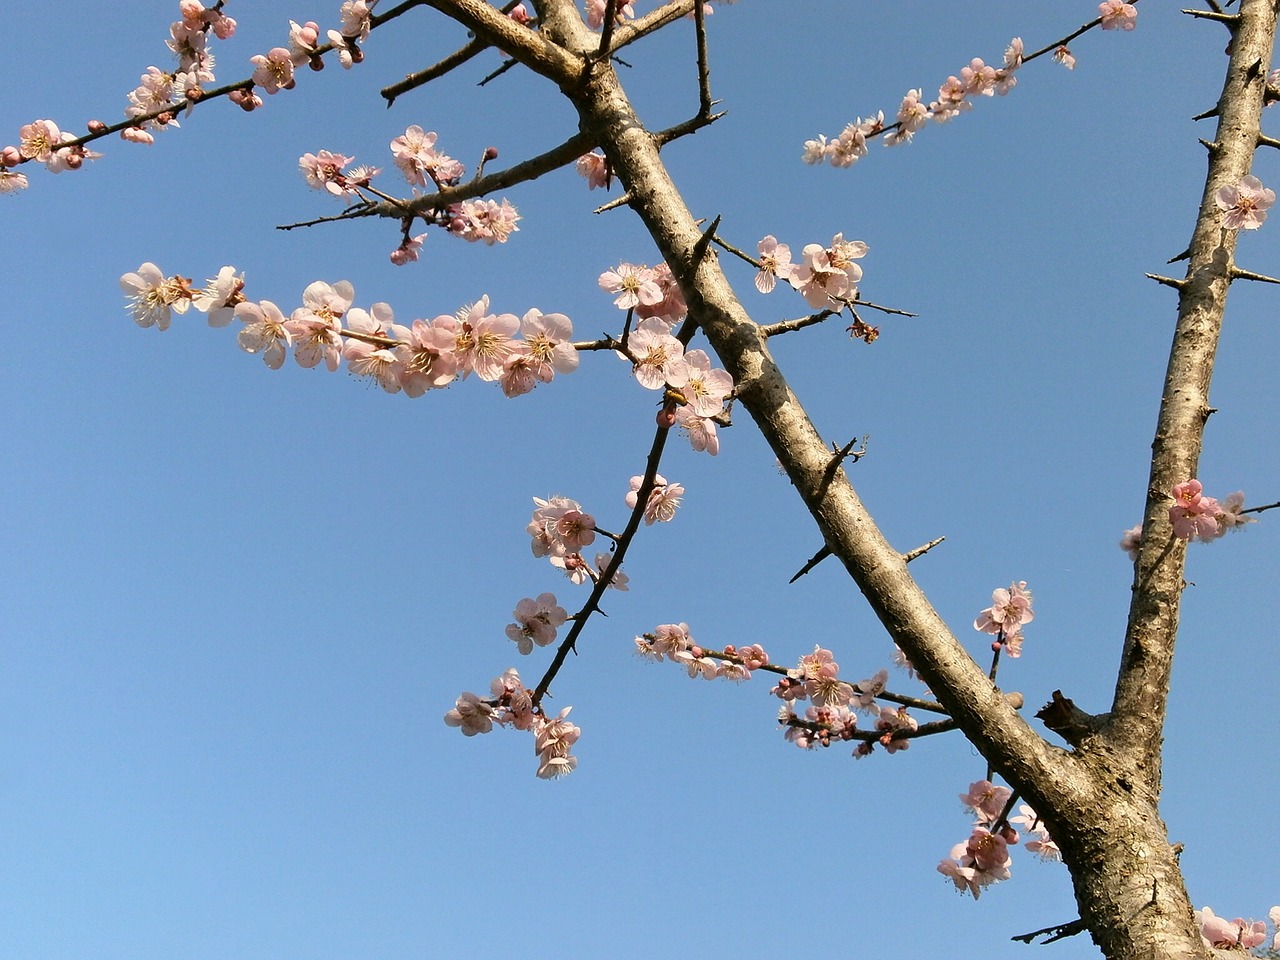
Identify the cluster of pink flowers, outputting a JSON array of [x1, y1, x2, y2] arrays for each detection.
[[299, 149, 380, 199], [120, 264, 579, 397], [444, 668, 581, 778], [3, 119, 100, 185], [633, 624, 769, 683], [1161, 480, 1255, 544], [390, 125, 466, 188], [940, 781, 1061, 899], [804, 38, 1022, 163], [297, 129, 517, 259], [772, 648, 912, 756], [753, 233, 868, 308], [1215, 175, 1275, 231], [973, 581, 1034, 657], [1195, 906, 1280, 952]]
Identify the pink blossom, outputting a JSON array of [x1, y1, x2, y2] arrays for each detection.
[[449, 297, 521, 380], [599, 263, 662, 310], [959, 58, 998, 98], [594, 552, 629, 591], [884, 89, 928, 146], [850, 668, 887, 713], [234, 299, 292, 368], [626, 317, 689, 389], [192, 266, 245, 327], [875, 704, 917, 752], [344, 304, 402, 392], [1009, 805, 1061, 862], [674, 646, 719, 680], [974, 581, 1034, 636], [1214, 490, 1256, 535], [680, 349, 733, 417], [584, 0, 635, 30], [505, 592, 569, 654], [443, 691, 495, 736], [520, 308, 579, 382], [1215, 175, 1275, 230], [251, 48, 296, 94], [635, 261, 688, 324], [826, 116, 880, 167], [391, 126, 465, 187], [625, 474, 684, 524], [1168, 479, 1220, 540], [0, 167, 29, 194], [789, 243, 851, 307], [532, 706, 580, 779], [389, 233, 426, 266], [1195, 907, 1267, 950], [288, 20, 322, 61], [675, 407, 719, 455], [1053, 46, 1076, 70], [576, 151, 610, 189], [18, 119, 62, 163], [120, 262, 193, 330], [960, 780, 1012, 824], [939, 827, 1012, 898], [1098, 1, 1137, 30], [339, 0, 374, 40], [449, 198, 520, 244], [389, 316, 459, 396], [755, 235, 796, 293], [299, 150, 360, 197], [528, 496, 596, 558]]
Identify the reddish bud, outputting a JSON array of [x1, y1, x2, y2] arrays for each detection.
[[1, 145, 22, 166], [484, 146, 499, 161], [86, 119, 108, 133]]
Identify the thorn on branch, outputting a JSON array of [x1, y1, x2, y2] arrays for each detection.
[[689, 214, 722, 270], [1011, 918, 1088, 945], [1230, 265, 1280, 284], [788, 545, 831, 583], [594, 192, 632, 214], [1145, 272, 1187, 289], [902, 536, 945, 563], [1181, 7, 1239, 26]]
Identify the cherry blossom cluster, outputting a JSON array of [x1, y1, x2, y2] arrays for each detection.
[[300, 127, 520, 260], [753, 234, 868, 309], [599, 261, 733, 453], [973, 581, 1034, 658], [526, 496, 631, 586], [505, 593, 569, 655], [938, 781, 1062, 899], [1118, 481, 1256, 556], [1194, 906, 1280, 952], [1215, 175, 1275, 231], [120, 263, 579, 398], [443, 668, 581, 778], [804, 38, 1023, 164], [633, 623, 768, 682], [237, 2, 371, 109], [2, 1, 383, 192], [938, 780, 1017, 898]]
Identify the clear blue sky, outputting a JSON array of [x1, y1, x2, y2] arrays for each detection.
[[2, 2, 1277, 958]]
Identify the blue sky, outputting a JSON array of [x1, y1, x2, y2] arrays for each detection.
[[2, 2, 1277, 958]]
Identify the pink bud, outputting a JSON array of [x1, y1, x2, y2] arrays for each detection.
[[1, 145, 21, 166], [722, 644, 736, 655], [656, 404, 678, 428], [484, 146, 499, 161], [690, 646, 703, 658], [64, 153, 83, 169], [991, 640, 1002, 652], [87, 119, 107, 133]]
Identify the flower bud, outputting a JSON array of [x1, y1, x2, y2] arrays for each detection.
[[86, 120, 108, 134]]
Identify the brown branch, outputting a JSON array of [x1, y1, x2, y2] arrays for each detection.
[[1108, 0, 1278, 781]]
